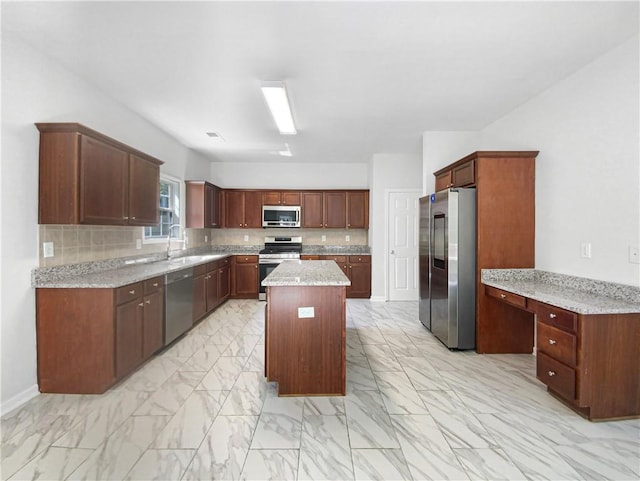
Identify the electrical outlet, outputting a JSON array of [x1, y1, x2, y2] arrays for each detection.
[[629, 246, 640, 264], [136, 239, 142, 250], [244, 234, 249, 242], [580, 243, 591, 258], [298, 306, 315, 318], [43, 242, 54, 258], [204, 235, 208, 242], [321, 235, 326, 242], [345, 235, 350, 242]]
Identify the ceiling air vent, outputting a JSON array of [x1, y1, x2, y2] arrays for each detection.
[[205, 132, 224, 142]]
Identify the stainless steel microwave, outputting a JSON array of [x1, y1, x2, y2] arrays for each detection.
[[262, 205, 301, 228]]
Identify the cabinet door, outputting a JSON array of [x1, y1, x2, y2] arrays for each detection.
[[435, 170, 452, 191], [348, 260, 372, 298], [244, 191, 263, 228], [115, 298, 143, 378], [224, 191, 245, 228], [79, 135, 129, 225], [193, 274, 207, 322], [346, 191, 369, 229], [142, 289, 164, 358], [263, 191, 281, 205], [452, 160, 475, 187], [206, 270, 219, 311], [281, 191, 301, 205], [325, 192, 347, 228], [234, 262, 259, 297], [128, 154, 160, 226], [302, 192, 324, 228], [208, 184, 221, 228], [219, 264, 231, 301]]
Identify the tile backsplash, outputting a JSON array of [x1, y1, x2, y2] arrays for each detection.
[[38, 225, 368, 267]]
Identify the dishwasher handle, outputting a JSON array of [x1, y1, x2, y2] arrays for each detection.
[[165, 268, 194, 284]]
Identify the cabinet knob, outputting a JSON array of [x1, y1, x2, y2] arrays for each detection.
[[129, 289, 136, 295], [145, 300, 151, 304], [549, 313, 557, 319], [138, 302, 144, 307], [153, 282, 158, 287], [131, 216, 136, 220], [500, 294, 506, 298], [548, 339, 557, 345], [547, 371, 556, 377], [124, 216, 129, 220]]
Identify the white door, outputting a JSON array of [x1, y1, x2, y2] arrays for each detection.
[[388, 190, 420, 300]]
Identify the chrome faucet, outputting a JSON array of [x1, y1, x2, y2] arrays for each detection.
[[167, 224, 183, 258]]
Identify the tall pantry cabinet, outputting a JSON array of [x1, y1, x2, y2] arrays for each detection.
[[433, 151, 538, 354]]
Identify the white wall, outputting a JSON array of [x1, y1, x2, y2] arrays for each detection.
[[210, 162, 368, 189], [0, 35, 212, 413], [369, 153, 423, 300], [482, 35, 639, 287], [422, 36, 640, 287], [422, 131, 482, 195]]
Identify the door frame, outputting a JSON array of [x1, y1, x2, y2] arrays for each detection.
[[385, 188, 422, 301]]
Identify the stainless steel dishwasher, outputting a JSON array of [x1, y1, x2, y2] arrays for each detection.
[[164, 267, 194, 346]]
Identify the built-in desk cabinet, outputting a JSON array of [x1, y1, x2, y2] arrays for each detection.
[[486, 285, 640, 420], [36, 123, 163, 226]]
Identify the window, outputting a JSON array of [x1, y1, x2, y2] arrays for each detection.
[[144, 177, 181, 239]]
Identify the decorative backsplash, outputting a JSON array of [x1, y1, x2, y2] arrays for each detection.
[[38, 225, 369, 267]]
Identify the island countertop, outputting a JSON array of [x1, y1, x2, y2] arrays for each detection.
[[262, 260, 351, 287]]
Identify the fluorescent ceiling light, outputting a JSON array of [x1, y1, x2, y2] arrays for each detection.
[[261, 81, 297, 135]]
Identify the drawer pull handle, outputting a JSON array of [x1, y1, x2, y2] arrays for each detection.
[[549, 313, 557, 319], [548, 339, 557, 345], [547, 370, 556, 377], [500, 294, 506, 298], [138, 302, 144, 307], [145, 300, 151, 304], [153, 282, 159, 287], [129, 290, 136, 295]]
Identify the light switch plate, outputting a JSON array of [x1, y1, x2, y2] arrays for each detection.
[[136, 239, 142, 249], [298, 307, 315, 318], [43, 242, 54, 258], [580, 243, 591, 258], [345, 235, 350, 242]]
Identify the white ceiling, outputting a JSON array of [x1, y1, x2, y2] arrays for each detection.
[[3, 1, 638, 164]]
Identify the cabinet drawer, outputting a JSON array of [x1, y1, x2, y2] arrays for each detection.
[[452, 160, 475, 187], [537, 321, 577, 367], [537, 351, 576, 401], [531, 300, 577, 333], [301, 255, 321, 260], [194, 264, 208, 277], [218, 257, 230, 266], [348, 255, 370, 264], [116, 282, 144, 304], [236, 255, 258, 264], [484, 285, 526, 309], [324, 255, 348, 263], [144, 276, 164, 294]]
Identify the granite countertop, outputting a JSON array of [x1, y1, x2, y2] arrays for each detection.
[[34, 253, 235, 288], [302, 245, 370, 255], [482, 269, 640, 315], [262, 260, 351, 287]]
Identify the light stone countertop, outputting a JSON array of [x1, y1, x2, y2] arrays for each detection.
[[262, 260, 351, 287], [34, 253, 234, 288], [482, 269, 640, 315], [302, 245, 370, 255]]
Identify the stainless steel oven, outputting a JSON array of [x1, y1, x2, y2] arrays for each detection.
[[258, 236, 302, 300]]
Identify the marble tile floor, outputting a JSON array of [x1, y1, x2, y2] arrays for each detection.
[[2, 299, 639, 480]]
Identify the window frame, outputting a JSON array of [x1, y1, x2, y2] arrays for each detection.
[[142, 175, 183, 244]]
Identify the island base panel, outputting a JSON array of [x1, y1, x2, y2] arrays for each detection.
[[266, 286, 346, 396]]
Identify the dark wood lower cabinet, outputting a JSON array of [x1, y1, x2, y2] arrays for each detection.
[[231, 255, 259, 299], [36, 275, 165, 394], [193, 268, 207, 322], [318, 255, 371, 298], [194, 257, 231, 323]]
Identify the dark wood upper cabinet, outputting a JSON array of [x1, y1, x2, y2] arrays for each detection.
[[223, 190, 262, 228], [186, 181, 221, 228], [301, 192, 324, 228], [346, 191, 369, 229], [36, 123, 163, 226], [263, 191, 301, 206], [324, 192, 347, 228]]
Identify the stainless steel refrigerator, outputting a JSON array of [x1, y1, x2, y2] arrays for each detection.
[[419, 188, 476, 349]]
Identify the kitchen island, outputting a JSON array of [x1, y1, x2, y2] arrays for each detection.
[[262, 260, 350, 396]]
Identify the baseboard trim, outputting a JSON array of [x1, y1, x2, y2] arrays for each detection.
[[1, 384, 40, 417], [369, 296, 387, 302]]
